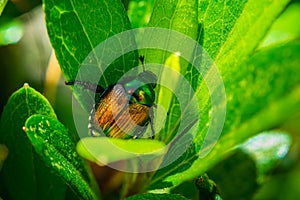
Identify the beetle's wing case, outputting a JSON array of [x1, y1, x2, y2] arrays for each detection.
[[109, 103, 151, 138], [91, 83, 152, 138], [93, 84, 128, 134]]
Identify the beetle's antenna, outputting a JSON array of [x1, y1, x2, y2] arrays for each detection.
[[65, 80, 104, 94], [139, 55, 145, 72]]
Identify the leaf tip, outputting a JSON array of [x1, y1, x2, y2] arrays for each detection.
[[23, 83, 30, 89], [22, 126, 27, 132]]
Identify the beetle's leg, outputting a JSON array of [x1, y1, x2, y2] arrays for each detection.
[[149, 104, 157, 139], [88, 106, 102, 136], [65, 80, 105, 94], [133, 125, 148, 139], [88, 107, 96, 135]]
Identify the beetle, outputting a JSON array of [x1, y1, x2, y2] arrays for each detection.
[[66, 56, 157, 139]]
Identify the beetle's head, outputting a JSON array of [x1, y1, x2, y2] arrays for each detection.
[[137, 70, 157, 89]]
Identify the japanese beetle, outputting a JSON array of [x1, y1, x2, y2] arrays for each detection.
[[66, 56, 157, 139]]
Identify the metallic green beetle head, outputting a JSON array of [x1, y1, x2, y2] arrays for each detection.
[[124, 70, 157, 106]]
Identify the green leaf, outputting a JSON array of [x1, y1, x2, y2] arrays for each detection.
[[193, 0, 292, 151], [127, 0, 155, 28], [198, 0, 248, 59], [43, 0, 139, 110], [144, 0, 199, 70], [166, 41, 300, 186], [44, 0, 138, 87], [143, 0, 199, 142], [125, 193, 189, 200], [259, 2, 300, 49], [143, 0, 249, 187], [148, 133, 197, 190], [24, 114, 99, 200], [0, 0, 8, 16], [215, 0, 291, 71], [148, 0, 198, 38], [77, 137, 166, 166], [0, 84, 66, 200]]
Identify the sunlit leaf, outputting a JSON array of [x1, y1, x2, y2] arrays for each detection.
[[0, 84, 66, 200], [43, 0, 138, 110], [77, 137, 166, 167], [259, 2, 300, 48], [24, 114, 99, 200], [166, 41, 300, 186]]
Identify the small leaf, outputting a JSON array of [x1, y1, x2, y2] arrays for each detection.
[[77, 137, 166, 167], [0, 84, 66, 200], [24, 114, 98, 200], [125, 193, 189, 200]]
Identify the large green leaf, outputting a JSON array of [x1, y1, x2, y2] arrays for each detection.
[[44, 0, 137, 83], [144, 0, 290, 189], [43, 0, 139, 110], [24, 114, 99, 200], [150, 0, 292, 186], [142, 0, 199, 143], [166, 41, 300, 186], [194, 0, 291, 149], [0, 84, 66, 200]]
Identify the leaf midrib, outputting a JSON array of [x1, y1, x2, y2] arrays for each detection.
[[69, 0, 108, 85]]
